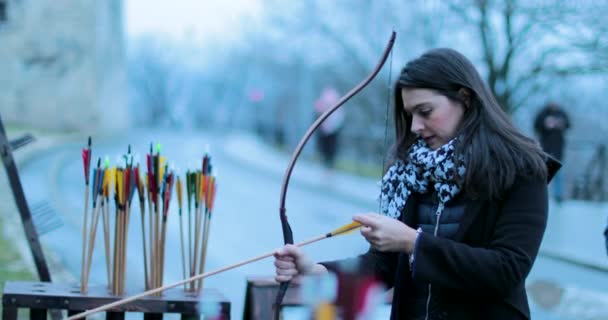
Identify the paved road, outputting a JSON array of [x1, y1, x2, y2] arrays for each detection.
[[20, 129, 608, 319]]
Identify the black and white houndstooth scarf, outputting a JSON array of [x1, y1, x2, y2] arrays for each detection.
[[379, 138, 466, 219]]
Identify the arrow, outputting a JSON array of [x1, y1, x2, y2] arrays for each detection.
[[67, 221, 362, 320]]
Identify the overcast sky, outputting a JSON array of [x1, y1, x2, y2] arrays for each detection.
[[125, 0, 263, 43]]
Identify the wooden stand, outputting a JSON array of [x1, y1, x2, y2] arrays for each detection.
[[2, 281, 230, 320], [242, 277, 301, 320], [243, 276, 394, 320]]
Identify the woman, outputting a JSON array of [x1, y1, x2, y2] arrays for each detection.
[[274, 48, 555, 319]]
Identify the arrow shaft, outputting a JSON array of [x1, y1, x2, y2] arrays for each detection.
[[67, 226, 356, 320]]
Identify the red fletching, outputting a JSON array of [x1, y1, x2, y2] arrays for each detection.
[[202, 155, 209, 175], [134, 166, 142, 196], [154, 155, 160, 199], [146, 154, 154, 196], [146, 154, 151, 176], [163, 174, 173, 217], [147, 154, 156, 199], [84, 137, 92, 185], [82, 149, 90, 185], [134, 166, 140, 187], [88, 137, 92, 166], [202, 175, 209, 206]]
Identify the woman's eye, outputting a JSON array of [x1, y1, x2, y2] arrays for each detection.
[[419, 109, 432, 117]]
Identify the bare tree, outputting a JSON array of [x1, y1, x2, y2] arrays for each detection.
[[447, 0, 608, 113], [195, 0, 608, 174], [128, 38, 185, 126], [244, 0, 440, 163]]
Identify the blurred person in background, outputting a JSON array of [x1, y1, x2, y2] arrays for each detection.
[[605, 216, 608, 256], [534, 102, 570, 202], [314, 87, 345, 176], [275, 48, 556, 320]]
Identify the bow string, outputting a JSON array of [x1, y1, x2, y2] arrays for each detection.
[[274, 30, 396, 319]]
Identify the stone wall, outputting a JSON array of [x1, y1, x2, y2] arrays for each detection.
[[0, 0, 128, 131]]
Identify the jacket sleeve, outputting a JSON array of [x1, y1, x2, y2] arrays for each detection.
[[319, 247, 399, 289], [412, 176, 548, 296], [562, 111, 571, 130], [534, 111, 546, 134]]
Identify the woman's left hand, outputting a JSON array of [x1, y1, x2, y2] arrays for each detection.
[[353, 213, 418, 254]]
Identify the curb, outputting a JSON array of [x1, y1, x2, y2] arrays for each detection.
[[539, 249, 608, 273]]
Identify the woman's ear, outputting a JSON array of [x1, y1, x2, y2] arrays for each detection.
[[458, 88, 471, 108]]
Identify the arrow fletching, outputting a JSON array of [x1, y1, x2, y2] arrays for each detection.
[[176, 176, 183, 211], [328, 221, 362, 237]]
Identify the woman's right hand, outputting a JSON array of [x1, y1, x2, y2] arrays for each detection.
[[273, 244, 323, 283]]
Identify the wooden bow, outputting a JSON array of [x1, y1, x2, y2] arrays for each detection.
[[273, 31, 396, 319]]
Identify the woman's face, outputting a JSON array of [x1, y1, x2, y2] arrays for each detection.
[[401, 88, 465, 149]]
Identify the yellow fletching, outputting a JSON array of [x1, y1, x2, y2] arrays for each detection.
[[196, 172, 203, 203], [138, 176, 144, 195], [116, 170, 124, 205], [330, 221, 362, 236], [102, 168, 112, 194], [176, 176, 183, 208], [159, 157, 166, 180], [315, 302, 336, 320], [103, 167, 116, 197]]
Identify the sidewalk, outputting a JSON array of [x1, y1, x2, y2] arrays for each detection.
[[223, 132, 608, 272], [541, 201, 608, 271]]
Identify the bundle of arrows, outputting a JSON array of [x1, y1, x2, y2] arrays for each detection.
[[79, 139, 218, 297], [184, 153, 217, 293]]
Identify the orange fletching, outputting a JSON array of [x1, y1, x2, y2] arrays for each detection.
[[330, 221, 362, 236], [207, 177, 216, 212]]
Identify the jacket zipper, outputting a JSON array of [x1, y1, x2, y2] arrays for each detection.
[[425, 202, 444, 320]]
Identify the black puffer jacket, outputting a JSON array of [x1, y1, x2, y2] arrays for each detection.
[[321, 175, 548, 320], [408, 191, 466, 320]]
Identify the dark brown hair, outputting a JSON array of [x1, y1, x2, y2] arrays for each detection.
[[392, 48, 547, 199]]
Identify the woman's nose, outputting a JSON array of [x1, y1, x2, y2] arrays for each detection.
[[411, 115, 424, 134]]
